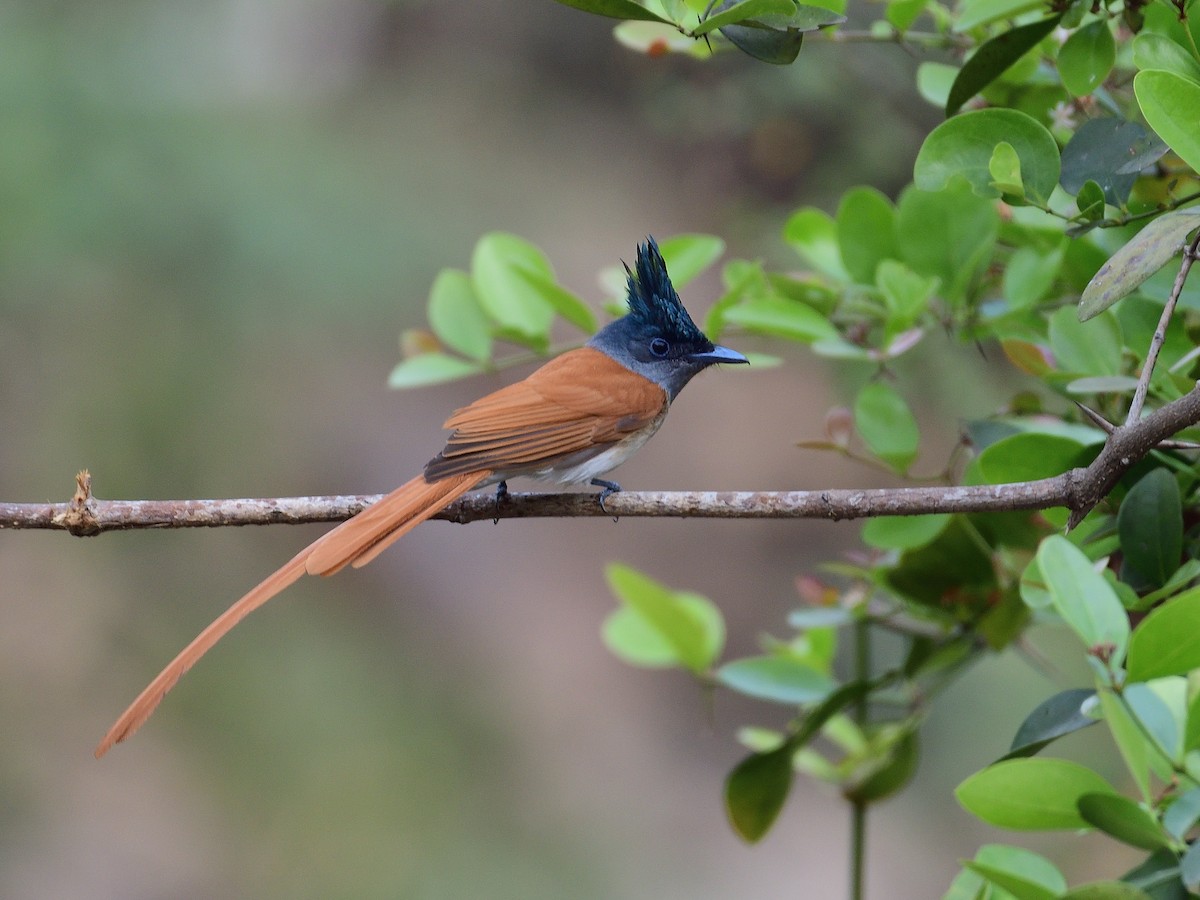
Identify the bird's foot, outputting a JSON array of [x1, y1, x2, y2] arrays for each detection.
[[590, 478, 621, 520], [493, 480, 508, 524]]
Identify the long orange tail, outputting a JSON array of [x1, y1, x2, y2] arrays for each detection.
[[94, 471, 487, 758]]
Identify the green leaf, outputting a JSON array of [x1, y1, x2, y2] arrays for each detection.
[[1098, 689, 1151, 802], [1077, 180, 1106, 221], [387, 353, 484, 389], [914, 109, 1061, 203], [510, 265, 597, 332], [875, 260, 935, 330], [1049, 306, 1123, 375], [1061, 881, 1158, 898], [1003, 241, 1066, 310], [427, 269, 493, 362], [1125, 680, 1186, 764], [848, 729, 919, 802], [784, 207, 848, 279], [1079, 208, 1200, 320], [1058, 21, 1117, 97], [1037, 535, 1130, 665], [1183, 840, 1200, 893], [1135, 70, 1200, 175], [471, 233, 557, 341], [1164, 788, 1200, 839], [722, 297, 839, 342], [916, 62, 958, 108], [1061, 118, 1155, 208], [963, 844, 1067, 900], [717, 656, 836, 704], [1117, 469, 1182, 589], [1077, 792, 1170, 850], [861, 514, 949, 551], [603, 592, 725, 669], [1127, 585, 1200, 681], [1132, 32, 1200, 84], [604, 564, 721, 673], [724, 744, 794, 842], [656, 233, 725, 287], [945, 15, 1063, 116], [853, 381, 919, 472], [988, 141, 1025, 199], [552, 0, 673, 23], [1004, 689, 1099, 759], [693, 0, 794, 35], [977, 432, 1084, 484], [895, 182, 999, 304], [836, 187, 898, 284], [716, 3, 846, 65], [956, 758, 1116, 830], [955, 0, 1045, 31]]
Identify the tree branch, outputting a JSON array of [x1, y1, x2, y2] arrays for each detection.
[[3, 383, 1199, 537]]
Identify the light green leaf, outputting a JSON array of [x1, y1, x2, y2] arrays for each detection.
[[956, 757, 1116, 830], [914, 109, 1060, 203], [1135, 70, 1200, 175], [1037, 535, 1130, 667], [836, 187, 898, 284], [1125, 680, 1186, 764], [963, 844, 1067, 900], [387, 353, 484, 389], [784, 207, 848, 279], [1058, 20, 1117, 97], [656, 233, 725, 286], [1003, 241, 1066, 310], [1127, 585, 1200, 681], [722, 297, 839, 342], [1079, 208, 1200, 320], [1098, 689, 1150, 801], [955, 0, 1045, 31], [861, 514, 949, 551], [1132, 33, 1200, 84], [988, 141, 1025, 199], [895, 182, 999, 304], [717, 656, 836, 704], [510, 265, 597, 332], [471, 233, 556, 340], [876, 260, 935, 330], [977, 432, 1083, 484], [1049, 306, 1122, 375], [603, 592, 725, 669], [605, 564, 721, 673], [427, 269, 493, 362], [853, 381, 919, 472]]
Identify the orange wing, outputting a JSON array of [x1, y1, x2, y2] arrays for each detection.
[[426, 347, 667, 479]]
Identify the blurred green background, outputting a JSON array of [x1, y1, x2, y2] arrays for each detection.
[[0, 2, 1136, 897]]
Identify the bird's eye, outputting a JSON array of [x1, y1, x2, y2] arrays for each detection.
[[649, 337, 670, 357]]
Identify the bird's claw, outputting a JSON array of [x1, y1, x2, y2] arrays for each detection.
[[493, 480, 508, 524], [590, 478, 621, 521]]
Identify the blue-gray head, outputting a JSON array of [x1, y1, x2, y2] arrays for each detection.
[[588, 237, 748, 399]]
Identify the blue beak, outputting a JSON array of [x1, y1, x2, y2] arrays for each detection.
[[689, 344, 749, 365]]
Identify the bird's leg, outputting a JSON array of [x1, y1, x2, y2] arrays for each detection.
[[493, 480, 508, 524], [589, 478, 621, 518]]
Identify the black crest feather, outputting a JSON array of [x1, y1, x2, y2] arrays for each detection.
[[624, 237, 707, 344]]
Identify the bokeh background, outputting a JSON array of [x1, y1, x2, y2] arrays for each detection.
[[0, 2, 1137, 897]]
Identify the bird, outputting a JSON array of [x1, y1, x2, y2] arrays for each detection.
[[94, 237, 747, 757]]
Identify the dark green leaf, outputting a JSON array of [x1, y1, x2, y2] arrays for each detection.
[[1079, 208, 1200, 320], [1118, 469, 1182, 589], [956, 758, 1116, 830], [552, 0, 673, 23], [1163, 788, 1200, 840], [1004, 689, 1099, 759], [1120, 848, 1185, 899], [847, 729, 919, 802], [1078, 792, 1171, 850], [694, 0, 795, 35], [717, 656, 836, 704], [725, 744, 794, 842], [1061, 119, 1157, 207], [945, 15, 1063, 115], [1182, 838, 1200, 892], [1077, 180, 1106, 221], [1127, 585, 1200, 681], [1058, 20, 1117, 97]]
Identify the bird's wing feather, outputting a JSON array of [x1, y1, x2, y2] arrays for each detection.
[[427, 348, 666, 480]]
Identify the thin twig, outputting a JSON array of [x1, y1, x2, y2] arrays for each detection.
[[1126, 231, 1200, 425]]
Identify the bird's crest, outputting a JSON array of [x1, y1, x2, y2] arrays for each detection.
[[624, 237, 707, 344]]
